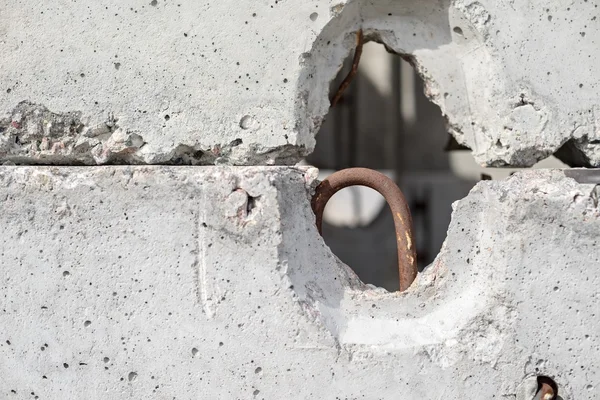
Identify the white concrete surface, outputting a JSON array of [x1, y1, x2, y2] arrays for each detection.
[[0, 166, 598, 398], [1, 0, 599, 166]]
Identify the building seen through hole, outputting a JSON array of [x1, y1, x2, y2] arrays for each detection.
[[306, 41, 566, 292]]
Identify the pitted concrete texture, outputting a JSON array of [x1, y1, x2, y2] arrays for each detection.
[[0, 166, 598, 398], [1, 0, 599, 166]]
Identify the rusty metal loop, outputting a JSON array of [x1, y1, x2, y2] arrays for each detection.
[[311, 168, 417, 292]]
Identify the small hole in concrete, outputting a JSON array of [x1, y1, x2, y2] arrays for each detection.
[[191, 348, 199, 357], [240, 115, 253, 130], [62, 271, 70, 277], [254, 367, 262, 374], [103, 357, 110, 363], [247, 195, 259, 215], [310, 12, 319, 21], [453, 26, 463, 35], [128, 372, 138, 382], [84, 320, 91, 327]]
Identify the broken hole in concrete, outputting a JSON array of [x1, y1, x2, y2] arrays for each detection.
[[304, 36, 568, 291], [306, 39, 476, 291]]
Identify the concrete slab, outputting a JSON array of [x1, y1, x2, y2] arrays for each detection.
[[0, 166, 598, 398], [1, 0, 599, 166]]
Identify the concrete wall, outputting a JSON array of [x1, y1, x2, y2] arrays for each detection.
[[1, 0, 600, 399], [1, 0, 599, 167]]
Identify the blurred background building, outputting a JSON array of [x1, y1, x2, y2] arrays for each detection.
[[306, 42, 565, 291]]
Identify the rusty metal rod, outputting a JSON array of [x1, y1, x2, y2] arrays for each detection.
[[311, 168, 417, 292], [330, 29, 364, 108]]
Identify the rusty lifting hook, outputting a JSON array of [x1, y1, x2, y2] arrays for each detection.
[[311, 168, 418, 292]]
